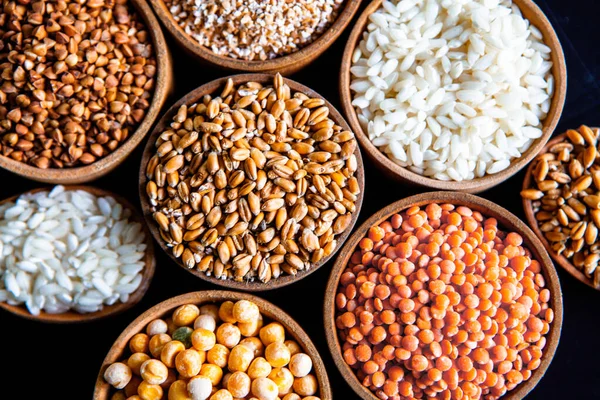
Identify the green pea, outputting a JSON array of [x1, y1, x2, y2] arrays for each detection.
[[172, 326, 193, 348]]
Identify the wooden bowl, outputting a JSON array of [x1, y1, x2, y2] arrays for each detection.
[[324, 191, 563, 400], [339, 0, 567, 193], [139, 73, 365, 291], [0, 0, 173, 185], [93, 290, 332, 399], [522, 131, 600, 291], [147, 0, 361, 75], [0, 185, 156, 323]]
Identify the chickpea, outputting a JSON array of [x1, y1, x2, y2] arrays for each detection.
[[216, 323, 241, 348], [232, 300, 261, 323], [200, 363, 223, 386], [140, 359, 168, 385], [239, 315, 263, 337], [199, 304, 220, 321], [268, 367, 294, 395], [289, 353, 312, 377], [293, 375, 317, 396], [284, 340, 302, 356], [251, 377, 279, 400], [218, 301, 237, 323], [192, 328, 217, 351], [227, 371, 251, 398], [130, 333, 150, 354], [282, 395, 301, 400], [209, 389, 233, 400], [168, 380, 192, 400], [105, 362, 133, 389], [248, 357, 273, 379], [149, 333, 172, 358], [173, 304, 200, 326], [147, 319, 168, 336], [128, 353, 151, 376], [137, 380, 163, 400], [126, 396, 142, 400], [176, 349, 204, 378], [161, 340, 186, 368], [194, 314, 217, 332], [240, 337, 265, 357], [259, 322, 285, 345], [207, 344, 230, 368], [265, 342, 291, 368], [166, 318, 178, 336], [228, 344, 255, 372], [303, 397, 321, 400], [187, 376, 213, 400]]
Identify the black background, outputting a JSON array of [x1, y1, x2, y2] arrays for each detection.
[[2, 0, 600, 399]]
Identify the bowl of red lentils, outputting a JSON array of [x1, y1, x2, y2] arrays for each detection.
[[324, 191, 563, 400], [94, 290, 332, 400], [146, 0, 362, 75]]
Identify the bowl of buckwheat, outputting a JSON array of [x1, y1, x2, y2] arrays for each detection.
[[147, 0, 362, 75], [0, 0, 173, 184], [139, 73, 365, 291]]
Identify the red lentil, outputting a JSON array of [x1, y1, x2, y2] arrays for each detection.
[[335, 203, 553, 400]]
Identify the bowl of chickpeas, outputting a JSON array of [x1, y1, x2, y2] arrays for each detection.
[[324, 191, 563, 400], [94, 290, 331, 400]]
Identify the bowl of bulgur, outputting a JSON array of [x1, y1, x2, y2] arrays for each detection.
[[147, 0, 362, 75]]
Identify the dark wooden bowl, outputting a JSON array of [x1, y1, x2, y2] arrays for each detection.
[[339, 0, 567, 193], [0, 185, 156, 323], [0, 0, 173, 184], [147, 0, 361, 75], [93, 290, 332, 399], [522, 131, 600, 291], [324, 191, 563, 400], [139, 73, 365, 291]]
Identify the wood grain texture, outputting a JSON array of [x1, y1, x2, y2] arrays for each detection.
[[0, 0, 174, 184], [146, 0, 362, 75], [139, 73, 365, 291], [339, 0, 567, 193], [93, 290, 332, 400], [324, 192, 563, 400], [0, 185, 156, 323], [522, 131, 600, 291]]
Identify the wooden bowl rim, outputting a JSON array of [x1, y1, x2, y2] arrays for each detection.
[[92, 290, 333, 400], [522, 130, 600, 291], [324, 191, 564, 400], [0, 0, 172, 184], [138, 73, 365, 291], [147, 0, 362, 73], [0, 185, 157, 323], [339, 0, 567, 193]]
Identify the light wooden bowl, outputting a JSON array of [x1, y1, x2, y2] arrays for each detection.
[[522, 130, 600, 291], [139, 73, 365, 291], [147, 0, 362, 75], [93, 290, 332, 399], [0, 185, 156, 323], [339, 0, 567, 193], [324, 191, 563, 400], [0, 0, 173, 184]]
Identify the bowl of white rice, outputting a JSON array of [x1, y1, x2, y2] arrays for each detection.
[[340, 0, 567, 193]]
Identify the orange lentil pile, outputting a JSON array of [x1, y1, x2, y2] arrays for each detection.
[[335, 203, 554, 400]]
